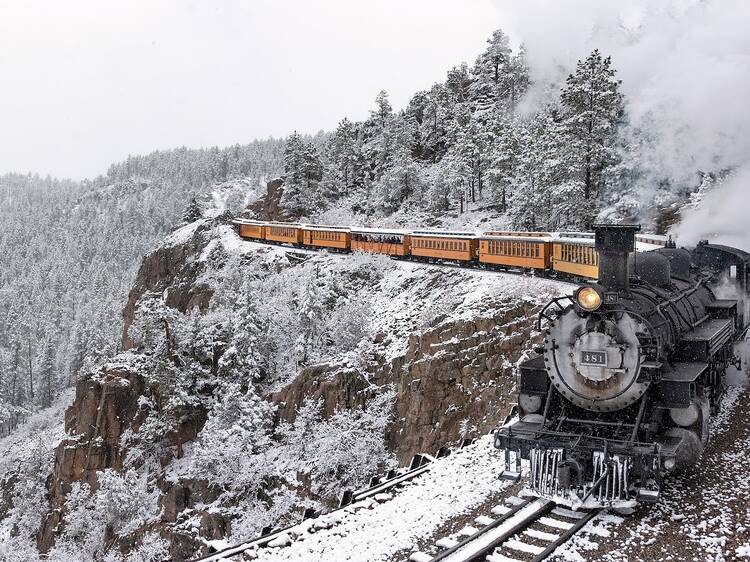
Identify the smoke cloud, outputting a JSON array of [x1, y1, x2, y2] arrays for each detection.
[[494, 0, 750, 248]]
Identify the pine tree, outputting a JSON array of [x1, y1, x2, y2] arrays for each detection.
[[281, 132, 323, 217], [497, 47, 530, 112], [560, 49, 625, 206], [37, 338, 56, 408], [182, 197, 202, 223], [320, 118, 362, 200], [372, 90, 392, 128], [470, 30, 512, 111]]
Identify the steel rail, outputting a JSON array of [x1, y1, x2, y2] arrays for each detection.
[[426, 498, 553, 562], [190, 454, 436, 562], [528, 508, 601, 561]]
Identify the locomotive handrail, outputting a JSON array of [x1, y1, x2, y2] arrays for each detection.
[[536, 295, 574, 331]]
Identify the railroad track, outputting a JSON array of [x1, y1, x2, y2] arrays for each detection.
[[243, 238, 577, 287], [409, 496, 601, 562], [191, 452, 441, 561]]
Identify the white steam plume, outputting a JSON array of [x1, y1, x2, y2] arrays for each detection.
[[494, 0, 750, 248]]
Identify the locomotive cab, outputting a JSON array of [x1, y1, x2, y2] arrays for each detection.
[[496, 224, 743, 510]]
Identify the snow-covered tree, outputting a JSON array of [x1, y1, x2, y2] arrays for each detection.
[[281, 132, 323, 217], [560, 49, 625, 204]]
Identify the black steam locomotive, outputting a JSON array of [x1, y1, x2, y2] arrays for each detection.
[[495, 224, 749, 510]]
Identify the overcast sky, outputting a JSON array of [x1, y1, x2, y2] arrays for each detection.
[[0, 0, 508, 180]]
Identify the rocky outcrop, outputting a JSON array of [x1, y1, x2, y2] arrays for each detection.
[[388, 303, 537, 463], [271, 363, 377, 424], [121, 218, 222, 350], [157, 479, 230, 560], [246, 177, 287, 221], [272, 299, 542, 465], [35, 214, 549, 559], [37, 366, 147, 553], [36, 362, 213, 555]]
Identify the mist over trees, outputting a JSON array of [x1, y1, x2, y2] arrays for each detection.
[[282, 36, 628, 229]]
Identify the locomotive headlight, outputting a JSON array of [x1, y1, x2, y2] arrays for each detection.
[[576, 286, 603, 312]]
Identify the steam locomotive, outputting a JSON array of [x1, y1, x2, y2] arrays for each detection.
[[495, 224, 750, 510]]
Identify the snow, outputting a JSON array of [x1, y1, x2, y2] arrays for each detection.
[[249, 436, 517, 562], [351, 227, 410, 235], [163, 218, 207, 247], [0, 388, 72, 475]]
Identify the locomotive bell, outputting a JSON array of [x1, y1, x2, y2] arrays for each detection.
[[594, 223, 641, 291]]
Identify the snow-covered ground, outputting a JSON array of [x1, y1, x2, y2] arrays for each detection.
[[0, 388, 72, 475], [241, 435, 515, 562]]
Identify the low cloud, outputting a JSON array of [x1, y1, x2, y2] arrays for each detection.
[[494, 0, 750, 247]]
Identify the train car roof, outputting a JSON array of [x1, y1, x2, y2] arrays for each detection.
[[301, 224, 351, 231], [483, 230, 553, 237], [265, 221, 303, 227], [350, 227, 409, 235], [231, 218, 267, 225], [480, 233, 553, 242], [553, 235, 596, 245], [556, 231, 595, 239], [410, 230, 478, 238]]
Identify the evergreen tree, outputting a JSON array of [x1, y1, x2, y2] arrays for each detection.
[[372, 90, 393, 128], [281, 132, 323, 217], [182, 197, 202, 223], [560, 49, 625, 206], [36, 338, 56, 408], [470, 30, 512, 111]]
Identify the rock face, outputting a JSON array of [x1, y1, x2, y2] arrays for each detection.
[[39, 218, 225, 555], [37, 366, 146, 553], [36, 214, 550, 559], [389, 304, 537, 463], [273, 300, 541, 465], [247, 177, 287, 221], [121, 218, 219, 350]]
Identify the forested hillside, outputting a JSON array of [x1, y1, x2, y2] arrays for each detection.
[[0, 28, 715, 435], [0, 141, 284, 431], [0, 27, 716, 446], [278, 33, 707, 231]]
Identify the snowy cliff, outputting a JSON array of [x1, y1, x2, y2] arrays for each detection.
[[0, 214, 568, 561]]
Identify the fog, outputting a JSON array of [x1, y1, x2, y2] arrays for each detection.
[[494, 0, 750, 248], [3, 0, 748, 248]]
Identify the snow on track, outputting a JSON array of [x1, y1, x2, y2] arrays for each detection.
[[253, 436, 515, 562]]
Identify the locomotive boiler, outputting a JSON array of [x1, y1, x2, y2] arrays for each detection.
[[495, 224, 749, 510]]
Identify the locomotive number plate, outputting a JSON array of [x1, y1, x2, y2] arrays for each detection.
[[580, 351, 607, 367]]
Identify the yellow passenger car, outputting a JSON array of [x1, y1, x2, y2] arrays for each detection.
[[302, 224, 351, 250], [552, 236, 599, 279], [351, 228, 410, 256], [410, 231, 479, 262], [479, 232, 552, 270], [233, 219, 266, 240], [265, 222, 303, 245]]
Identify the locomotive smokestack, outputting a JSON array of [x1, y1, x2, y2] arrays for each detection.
[[594, 223, 641, 291]]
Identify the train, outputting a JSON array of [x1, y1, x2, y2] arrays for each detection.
[[233, 218, 750, 511], [495, 223, 750, 511], [232, 219, 668, 280]]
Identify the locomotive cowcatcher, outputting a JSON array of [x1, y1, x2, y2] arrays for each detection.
[[495, 223, 749, 510]]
